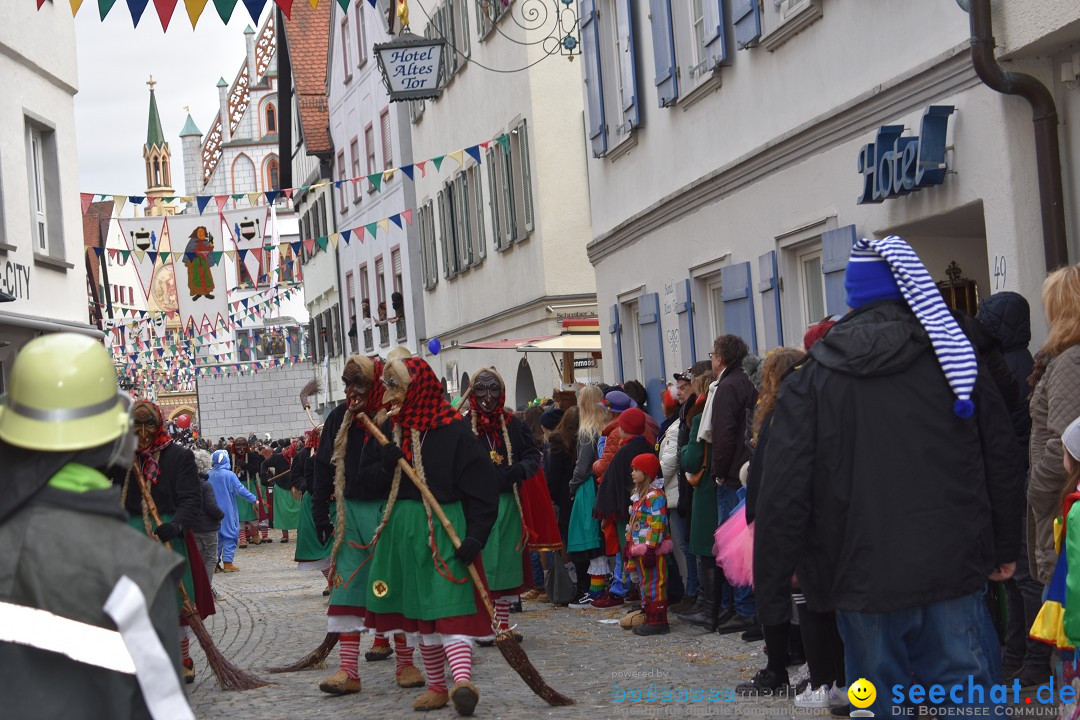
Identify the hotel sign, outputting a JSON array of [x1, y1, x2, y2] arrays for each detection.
[[857, 105, 955, 204]]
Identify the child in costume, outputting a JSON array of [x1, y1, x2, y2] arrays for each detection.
[[624, 453, 672, 636], [208, 449, 258, 573]]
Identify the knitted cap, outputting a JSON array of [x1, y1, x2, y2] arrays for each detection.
[[631, 453, 661, 480], [845, 251, 905, 309], [849, 236, 978, 419], [539, 407, 564, 430], [618, 407, 647, 436], [1064, 416, 1080, 462]]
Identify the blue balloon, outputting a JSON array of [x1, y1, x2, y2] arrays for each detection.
[[428, 337, 442, 355]]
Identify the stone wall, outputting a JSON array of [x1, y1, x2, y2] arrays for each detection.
[[197, 362, 317, 440]]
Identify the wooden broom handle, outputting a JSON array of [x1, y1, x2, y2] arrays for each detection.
[[357, 412, 497, 622], [132, 463, 195, 609]]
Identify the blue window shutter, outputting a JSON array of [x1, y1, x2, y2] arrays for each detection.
[[721, 262, 758, 355], [675, 278, 696, 367], [822, 225, 857, 317], [618, 0, 640, 131], [732, 0, 761, 50], [581, 0, 608, 158], [608, 303, 624, 383], [637, 293, 666, 421], [757, 250, 783, 350], [702, 0, 728, 70], [648, 0, 678, 107]]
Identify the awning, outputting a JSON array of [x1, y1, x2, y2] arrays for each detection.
[[0, 310, 105, 339], [460, 335, 554, 350], [516, 334, 602, 354]]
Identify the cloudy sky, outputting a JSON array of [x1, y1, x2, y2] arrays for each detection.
[[74, 5, 272, 197]]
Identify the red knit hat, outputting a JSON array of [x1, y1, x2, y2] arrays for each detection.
[[803, 319, 837, 351], [618, 407, 647, 436], [631, 453, 661, 480]]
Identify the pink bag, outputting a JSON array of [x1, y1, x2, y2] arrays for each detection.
[[713, 507, 754, 587]]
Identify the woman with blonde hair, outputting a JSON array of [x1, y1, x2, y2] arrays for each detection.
[[1028, 265, 1080, 589], [566, 385, 609, 605]]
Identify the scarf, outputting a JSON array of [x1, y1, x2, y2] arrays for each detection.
[[468, 387, 513, 437], [849, 235, 978, 418], [133, 400, 173, 485], [305, 429, 321, 450], [392, 357, 462, 461], [351, 356, 387, 427]]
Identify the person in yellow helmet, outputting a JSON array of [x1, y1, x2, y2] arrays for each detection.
[[0, 333, 194, 720]]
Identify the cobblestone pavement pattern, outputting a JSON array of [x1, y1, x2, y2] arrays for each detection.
[[188, 541, 808, 719]]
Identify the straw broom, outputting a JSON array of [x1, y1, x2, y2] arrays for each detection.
[[358, 412, 574, 707], [133, 464, 270, 691]]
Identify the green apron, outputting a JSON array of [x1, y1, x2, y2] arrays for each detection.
[[365, 499, 477, 620], [273, 486, 301, 530], [689, 481, 718, 558], [479, 492, 525, 592], [295, 492, 335, 563], [329, 498, 384, 607], [126, 512, 195, 605], [567, 477, 602, 553], [237, 478, 259, 523]]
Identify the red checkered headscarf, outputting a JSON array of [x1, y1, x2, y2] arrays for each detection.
[[133, 399, 173, 485], [389, 357, 461, 460], [304, 428, 321, 450], [467, 368, 513, 436]]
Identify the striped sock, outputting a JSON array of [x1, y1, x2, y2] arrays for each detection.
[[260, 523, 269, 540], [180, 635, 190, 661], [372, 633, 390, 649], [394, 634, 414, 673], [340, 633, 360, 680], [494, 598, 511, 631], [239, 528, 246, 545], [321, 567, 331, 582], [589, 575, 605, 597], [419, 643, 446, 693], [444, 642, 472, 683]]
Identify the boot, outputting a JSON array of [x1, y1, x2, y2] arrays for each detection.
[[633, 601, 670, 636], [319, 670, 361, 695], [619, 609, 646, 629], [396, 665, 425, 688], [412, 689, 449, 711], [449, 680, 480, 716], [222, 562, 240, 573], [676, 562, 717, 630]]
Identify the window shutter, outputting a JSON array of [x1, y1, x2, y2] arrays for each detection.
[[757, 250, 783, 350], [472, 167, 487, 258], [517, 121, 534, 233], [702, 0, 728, 70], [675, 278, 696, 367], [720, 262, 758, 354], [486, 147, 502, 250], [392, 248, 402, 276], [822, 225, 856, 317], [455, 174, 471, 267], [381, 110, 392, 168], [617, 0, 640, 131], [636, 292, 667, 421], [732, 0, 762, 50], [580, 0, 607, 158], [648, 0, 678, 107], [457, 0, 470, 57], [608, 304, 624, 383], [438, 190, 450, 278], [500, 142, 516, 246]]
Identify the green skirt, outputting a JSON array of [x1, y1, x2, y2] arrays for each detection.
[[329, 499, 384, 608], [480, 492, 525, 592], [273, 486, 301, 530], [126, 513, 195, 609], [365, 499, 477, 620], [237, 478, 259, 523], [295, 492, 335, 564], [689, 481, 718, 558], [567, 476, 602, 554]]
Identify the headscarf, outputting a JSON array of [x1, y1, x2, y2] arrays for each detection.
[[304, 428, 321, 450], [466, 368, 513, 436], [390, 357, 462, 460], [133, 399, 173, 485], [349, 355, 387, 426]]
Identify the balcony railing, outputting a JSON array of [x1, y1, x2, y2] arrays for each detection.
[[363, 327, 374, 352], [378, 321, 389, 347], [395, 316, 407, 342]]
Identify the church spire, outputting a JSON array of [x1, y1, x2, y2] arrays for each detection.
[[146, 76, 167, 150], [143, 76, 176, 208]]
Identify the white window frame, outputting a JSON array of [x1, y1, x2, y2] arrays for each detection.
[[760, 0, 824, 52], [355, 0, 368, 67], [478, 0, 511, 40], [797, 246, 827, 330], [30, 127, 47, 254], [599, 0, 635, 144], [419, 200, 438, 290]]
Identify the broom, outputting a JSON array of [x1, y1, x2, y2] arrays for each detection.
[[132, 464, 271, 691], [358, 412, 574, 707], [267, 632, 339, 673]]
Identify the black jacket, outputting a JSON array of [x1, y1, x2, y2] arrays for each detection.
[[710, 366, 757, 489], [743, 409, 774, 525], [593, 435, 654, 522], [675, 393, 699, 519], [311, 403, 380, 529], [977, 291, 1035, 454], [466, 414, 542, 493], [754, 301, 1023, 623], [261, 451, 290, 488], [116, 444, 202, 534], [290, 447, 312, 493], [190, 479, 226, 533]]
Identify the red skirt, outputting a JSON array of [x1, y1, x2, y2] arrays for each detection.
[[182, 532, 215, 624], [520, 469, 563, 551]]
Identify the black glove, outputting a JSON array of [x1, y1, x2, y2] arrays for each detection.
[[508, 464, 527, 486], [316, 523, 335, 546], [154, 521, 180, 542], [641, 547, 658, 570], [381, 442, 404, 472], [454, 536, 482, 565]]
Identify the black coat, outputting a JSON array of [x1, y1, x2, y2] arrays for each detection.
[[593, 435, 653, 522], [311, 403, 379, 528], [116, 443, 202, 533], [262, 451, 290, 487], [544, 441, 575, 540], [675, 394, 699, 519], [290, 447, 312, 493], [743, 410, 774, 525], [466, 414, 542, 493], [977, 291, 1035, 454], [190, 479, 226, 533], [754, 301, 1023, 624], [709, 366, 757, 489]]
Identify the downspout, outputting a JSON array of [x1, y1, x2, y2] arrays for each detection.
[[965, 0, 1069, 271]]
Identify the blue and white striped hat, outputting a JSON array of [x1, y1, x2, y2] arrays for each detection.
[[848, 235, 978, 419]]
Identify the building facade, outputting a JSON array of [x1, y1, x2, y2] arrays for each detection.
[[408, 0, 596, 407], [327, 0, 425, 362], [0, 0, 100, 387], [582, 0, 1080, 392]]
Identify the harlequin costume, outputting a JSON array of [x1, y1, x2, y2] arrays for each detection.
[[113, 399, 215, 683], [624, 454, 672, 636], [362, 357, 500, 715], [463, 368, 546, 639], [314, 356, 422, 695]]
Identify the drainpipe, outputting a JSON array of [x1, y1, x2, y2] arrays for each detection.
[[965, 0, 1069, 271]]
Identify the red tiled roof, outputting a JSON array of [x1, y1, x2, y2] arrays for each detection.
[[82, 201, 113, 290], [283, 2, 332, 154]]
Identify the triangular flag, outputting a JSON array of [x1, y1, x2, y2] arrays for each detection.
[[367, 173, 383, 193], [241, 0, 265, 22], [480, 140, 491, 151], [126, 0, 150, 26], [465, 145, 482, 165], [415, 160, 428, 177], [307, 0, 318, 9], [390, 214, 402, 229], [145, 196, 157, 210], [247, 192, 262, 207], [497, 134, 511, 152], [378, 218, 390, 234], [113, 195, 127, 216], [225, 249, 236, 260], [152, 0, 178, 29], [290, 241, 302, 254], [328, 233, 339, 249], [98, 0, 118, 19], [70, 0, 85, 16], [339, 229, 352, 245], [160, 251, 171, 262], [283, 188, 294, 201], [196, 195, 213, 214], [80, 193, 94, 215], [366, 222, 378, 239], [401, 209, 413, 226], [315, 236, 329, 251], [401, 164, 414, 181], [336, 0, 347, 12], [230, 193, 244, 200], [184, 0, 208, 27], [264, 190, 281, 205], [272, 0, 292, 18], [431, 155, 446, 172], [448, 150, 465, 168], [128, 195, 145, 206], [215, 195, 229, 211]]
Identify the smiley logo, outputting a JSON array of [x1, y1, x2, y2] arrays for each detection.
[[848, 678, 877, 709]]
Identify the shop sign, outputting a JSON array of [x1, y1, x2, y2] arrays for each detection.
[[857, 105, 955, 204], [1, 260, 30, 301]]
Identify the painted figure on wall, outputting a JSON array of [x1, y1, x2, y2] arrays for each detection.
[[183, 226, 217, 300]]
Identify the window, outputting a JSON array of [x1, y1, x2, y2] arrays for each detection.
[[375, 256, 386, 307], [265, 156, 280, 189], [375, 257, 388, 347], [478, 0, 510, 39], [337, 150, 347, 211], [29, 126, 47, 253], [341, 16, 353, 82], [350, 138, 362, 203], [280, 244, 295, 283], [799, 248, 826, 328], [707, 275, 726, 340], [265, 103, 277, 134], [355, 0, 368, 66], [428, 1, 466, 85], [365, 123, 376, 190], [232, 153, 256, 197], [380, 108, 393, 170], [360, 263, 373, 351], [409, 98, 425, 124], [582, 0, 639, 155], [689, 0, 709, 79], [439, 166, 486, 277], [486, 120, 533, 251], [391, 248, 403, 295], [760, 0, 823, 50], [419, 200, 438, 289]]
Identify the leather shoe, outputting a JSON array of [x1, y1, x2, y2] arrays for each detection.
[[716, 613, 758, 635]]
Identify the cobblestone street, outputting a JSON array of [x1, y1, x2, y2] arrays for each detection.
[[187, 541, 801, 719]]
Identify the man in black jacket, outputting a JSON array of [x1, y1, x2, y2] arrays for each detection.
[[756, 236, 1022, 716], [261, 441, 291, 542]]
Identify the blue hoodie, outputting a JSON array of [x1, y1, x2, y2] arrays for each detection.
[[209, 450, 258, 538]]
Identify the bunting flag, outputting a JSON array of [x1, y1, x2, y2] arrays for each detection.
[[184, 0, 209, 27], [152, 0, 178, 29], [213, 0, 237, 23], [126, 0, 151, 27], [431, 156, 446, 172], [401, 165, 414, 181], [112, 195, 127, 217], [80, 193, 95, 215], [167, 213, 230, 334], [464, 145, 482, 165], [70, 0, 85, 17], [196, 195, 213, 214], [99, 0, 118, 20], [448, 150, 465, 168], [224, 205, 270, 286], [367, 172, 383, 193], [117, 216, 167, 301], [241, 0, 267, 22]]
